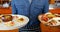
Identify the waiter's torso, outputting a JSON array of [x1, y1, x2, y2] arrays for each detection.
[[14, 0, 45, 26]]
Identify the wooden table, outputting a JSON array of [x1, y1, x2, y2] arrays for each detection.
[[40, 8, 60, 32], [0, 29, 19, 32], [49, 8, 60, 14], [0, 7, 12, 14]]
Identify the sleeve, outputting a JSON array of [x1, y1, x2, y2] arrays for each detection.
[[43, 0, 49, 14], [11, 0, 17, 14]]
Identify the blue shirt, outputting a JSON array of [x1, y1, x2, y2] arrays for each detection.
[[11, 0, 49, 27], [29, 0, 32, 3]]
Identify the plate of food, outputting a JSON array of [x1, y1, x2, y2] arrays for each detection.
[[38, 12, 60, 26], [46, 17, 60, 26], [0, 14, 29, 30]]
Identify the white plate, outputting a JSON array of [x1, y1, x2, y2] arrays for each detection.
[[0, 14, 29, 30]]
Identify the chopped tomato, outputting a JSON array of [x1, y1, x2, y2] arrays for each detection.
[[41, 15, 48, 22]]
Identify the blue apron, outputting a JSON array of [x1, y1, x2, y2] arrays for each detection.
[[11, 0, 49, 32]]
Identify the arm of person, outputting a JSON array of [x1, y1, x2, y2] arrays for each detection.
[[11, 0, 17, 14], [38, 0, 49, 22], [43, 0, 49, 14]]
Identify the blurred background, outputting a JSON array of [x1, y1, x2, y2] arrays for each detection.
[[0, 0, 60, 14], [0, 0, 12, 14], [0, 0, 11, 8]]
